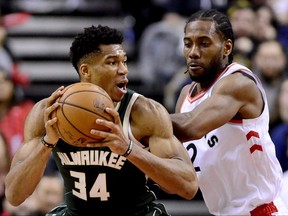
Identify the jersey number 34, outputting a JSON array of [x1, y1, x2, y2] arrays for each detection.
[[71, 171, 110, 201]]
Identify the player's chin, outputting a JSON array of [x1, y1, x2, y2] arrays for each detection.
[[189, 67, 204, 76], [189, 72, 208, 83]]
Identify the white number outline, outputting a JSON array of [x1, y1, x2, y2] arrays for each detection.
[[70, 171, 110, 201]]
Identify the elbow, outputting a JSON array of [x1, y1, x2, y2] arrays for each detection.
[[181, 129, 205, 143], [170, 177, 199, 200], [173, 124, 204, 142], [5, 192, 22, 206], [160, 179, 198, 200], [178, 171, 199, 200], [181, 181, 199, 200], [176, 131, 203, 143], [189, 130, 203, 141], [5, 185, 25, 206]]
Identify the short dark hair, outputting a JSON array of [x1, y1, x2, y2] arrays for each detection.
[[69, 25, 124, 72], [185, 9, 234, 64]]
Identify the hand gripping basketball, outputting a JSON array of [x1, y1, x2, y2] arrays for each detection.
[[54, 82, 114, 146]]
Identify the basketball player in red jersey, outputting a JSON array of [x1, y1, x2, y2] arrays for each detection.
[[170, 9, 288, 215], [5, 25, 198, 216]]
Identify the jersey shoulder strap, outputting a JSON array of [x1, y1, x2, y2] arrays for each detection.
[[115, 89, 140, 138]]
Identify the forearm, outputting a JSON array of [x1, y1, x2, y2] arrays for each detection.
[[5, 142, 52, 206], [171, 113, 192, 142], [128, 143, 198, 199], [170, 113, 204, 142]]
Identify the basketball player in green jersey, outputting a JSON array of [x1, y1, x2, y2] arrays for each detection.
[[5, 25, 198, 215]]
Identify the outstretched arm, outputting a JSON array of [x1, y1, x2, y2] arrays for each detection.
[[171, 73, 264, 142]]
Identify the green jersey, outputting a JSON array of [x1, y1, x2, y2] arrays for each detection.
[[51, 89, 155, 215]]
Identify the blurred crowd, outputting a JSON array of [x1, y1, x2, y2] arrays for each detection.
[[0, 0, 288, 214]]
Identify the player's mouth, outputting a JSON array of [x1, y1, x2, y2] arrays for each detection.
[[188, 63, 203, 74], [116, 80, 128, 94], [189, 62, 201, 69]]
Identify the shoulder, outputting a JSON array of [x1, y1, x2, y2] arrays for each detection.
[[213, 71, 262, 108], [132, 95, 169, 118], [213, 71, 264, 118], [216, 63, 258, 91], [131, 95, 173, 137], [214, 71, 259, 97]]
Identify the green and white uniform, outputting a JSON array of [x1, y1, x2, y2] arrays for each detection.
[[48, 89, 168, 216]]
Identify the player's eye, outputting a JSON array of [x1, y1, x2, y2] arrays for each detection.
[[201, 41, 210, 47], [108, 61, 116, 65], [184, 42, 192, 48]]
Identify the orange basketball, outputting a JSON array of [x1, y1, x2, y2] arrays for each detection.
[[54, 82, 114, 146]]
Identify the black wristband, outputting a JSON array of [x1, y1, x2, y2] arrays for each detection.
[[41, 136, 56, 148], [122, 140, 133, 157]]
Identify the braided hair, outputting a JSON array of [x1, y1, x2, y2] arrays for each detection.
[[185, 9, 234, 64]]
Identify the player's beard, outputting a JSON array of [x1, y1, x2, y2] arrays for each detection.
[[187, 54, 223, 84]]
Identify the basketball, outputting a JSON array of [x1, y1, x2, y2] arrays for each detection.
[[54, 82, 114, 146]]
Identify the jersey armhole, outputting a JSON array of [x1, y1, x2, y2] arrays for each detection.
[[232, 70, 265, 114]]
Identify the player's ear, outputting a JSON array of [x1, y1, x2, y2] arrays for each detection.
[[79, 64, 90, 78], [223, 39, 233, 57]]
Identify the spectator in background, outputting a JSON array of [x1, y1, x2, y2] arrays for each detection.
[[0, 136, 60, 215], [32, 173, 64, 216], [0, 133, 9, 214], [1, 193, 38, 216], [0, 15, 13, 78], [0, 65, 34, 161], [0, 10, 34, 161], [266, 0, 288, 51], [229, 4, 256, 40], [163, 66, 190, 113], [270, 79, 288, 173], [164, 0, 228, 17], [254, 4, 278, 42], [267, 0, 288, 25], [119, 0, 167, 50], [280, 170, 288, 209], [252, 40, 287, 130], [228, 4, 257, 68], [137, 12, 186, 102], [227, 1, 278, 68]]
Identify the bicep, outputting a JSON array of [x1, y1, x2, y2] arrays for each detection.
[[132, 98, 182, 158], [11, 101, 46, 168], [149, 134, 190, 162], [137, 100, 187, 159], [190, 93, 241, 132], [23, 100, 46, 143]]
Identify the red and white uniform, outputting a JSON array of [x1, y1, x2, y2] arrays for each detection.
[[180, 63, 288, 215]]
